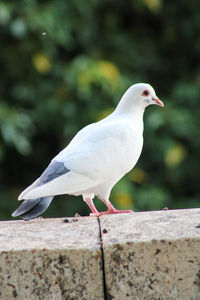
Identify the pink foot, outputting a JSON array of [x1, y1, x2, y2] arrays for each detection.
[[90, 213, 100, 217], [90, 209, 133, 217], [84, 196, 134, 217]]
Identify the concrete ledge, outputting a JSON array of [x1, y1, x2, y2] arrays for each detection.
[[0, 217, 104, 300], [0, 209, 200, 299], [100, 209, 200, 300]]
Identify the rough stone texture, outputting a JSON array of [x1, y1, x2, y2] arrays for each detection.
[[1, 209, 200, 300], [0, 217, 104, 300], [100, 208, 200, 300]]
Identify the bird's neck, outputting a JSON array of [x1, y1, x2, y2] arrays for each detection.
[[115, 92, 145, 114], [114, 97, 145, 132]]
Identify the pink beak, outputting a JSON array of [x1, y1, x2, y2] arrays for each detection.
[[152, 97, 164, 107]]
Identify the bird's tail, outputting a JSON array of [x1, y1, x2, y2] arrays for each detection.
[[12, 196, 54, 221]]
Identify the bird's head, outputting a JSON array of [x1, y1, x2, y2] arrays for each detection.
[[128, 83, 164, 108], [117, 83, 164, 113]]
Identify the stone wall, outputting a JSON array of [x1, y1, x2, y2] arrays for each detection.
[[0, 209, 200, 299]]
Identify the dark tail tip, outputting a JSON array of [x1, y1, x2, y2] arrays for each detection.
[[12, 196, 53, 221]]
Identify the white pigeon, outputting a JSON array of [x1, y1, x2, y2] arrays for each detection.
[[12, 83, 164, 220]]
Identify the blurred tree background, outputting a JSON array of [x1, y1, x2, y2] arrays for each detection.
[[0, 0, 200, 220]]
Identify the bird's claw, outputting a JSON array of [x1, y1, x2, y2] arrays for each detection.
[[90, 213, 100, 217]]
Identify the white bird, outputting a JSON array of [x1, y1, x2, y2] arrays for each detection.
[[12, 83, 164, 220]]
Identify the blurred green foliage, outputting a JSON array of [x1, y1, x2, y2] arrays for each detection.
[[0, 0, 200, 220]]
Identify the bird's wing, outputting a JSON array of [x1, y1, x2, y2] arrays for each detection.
[[20, 118, 142, 200], [54, 114, 111, 156], [18, 178, 40, 200]]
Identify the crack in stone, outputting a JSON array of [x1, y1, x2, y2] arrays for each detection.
[[97, 217, 107, 300]]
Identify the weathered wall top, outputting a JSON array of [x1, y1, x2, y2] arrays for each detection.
[[1, 208, 200, 299], [100, 209, 200, 300], [0, 216, 100, 251]]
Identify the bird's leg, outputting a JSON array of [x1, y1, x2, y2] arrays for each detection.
[[98, 198, 133, 216], [83, 196, 99, 216], [83, 195, 133, 217]]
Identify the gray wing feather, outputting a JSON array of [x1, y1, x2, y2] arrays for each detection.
[[18, 161, 70, 201], [39, 160, 70, 185]]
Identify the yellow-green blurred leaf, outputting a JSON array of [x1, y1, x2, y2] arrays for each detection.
[[115, 192, 133, 209], [128, 168, 148, 183], [77, 58, 120, 88], [165, 144, 187, 167], [98, 61, 120, 83], [142, 0, 161, 11], [33, 53, 51, 73]]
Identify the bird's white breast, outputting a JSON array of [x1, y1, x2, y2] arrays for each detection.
[[112, 121, 143, 176]]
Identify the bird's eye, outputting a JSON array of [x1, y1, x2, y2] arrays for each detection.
[[142, 90, 150, 96]]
